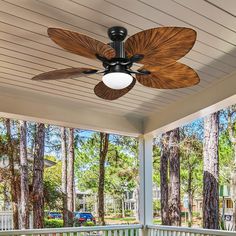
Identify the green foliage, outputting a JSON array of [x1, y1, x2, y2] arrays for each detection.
[[75, 133, 138, 206], [83, 221, 95, 226], [44, 155, 62, 211], [218, 130, 234, 185], [153, 142, 161, 186], [44, 219, 63, 228], [124, 209, 133, 217], [153, 200, 161, 212], [180, 124, 203, 198]]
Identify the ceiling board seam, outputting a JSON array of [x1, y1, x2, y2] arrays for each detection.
[[0, 36, 101, 69], [204, 0, 236, 17], [171, 0, 236, 33], [136, 0, 235, 46], [1, 1, 108, 41], [69, 0, 144, 31], [0, 53, 56, 70]]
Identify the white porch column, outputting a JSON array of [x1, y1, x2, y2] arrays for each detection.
[[138, 134, 153, 227]]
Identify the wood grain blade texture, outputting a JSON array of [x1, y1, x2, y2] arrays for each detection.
[[125, 27, 196, 66], [48, 28, 116, 60], [32, 67, 98, 81], [136, 62, 200, 89], [94, 78, 136, 100]]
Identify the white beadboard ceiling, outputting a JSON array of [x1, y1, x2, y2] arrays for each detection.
[[0, 0, 235, 119]]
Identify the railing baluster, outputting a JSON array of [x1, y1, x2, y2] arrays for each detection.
[[150, 228, 153, 236]]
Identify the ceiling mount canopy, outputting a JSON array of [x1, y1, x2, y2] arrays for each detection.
[[32, 25, 200, 100]]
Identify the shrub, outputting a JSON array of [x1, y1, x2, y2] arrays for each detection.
[[83, 221, 95, 227], [125, 210, 133, 217], [192, 212, 201, 218], [44, 219, 63, 228]]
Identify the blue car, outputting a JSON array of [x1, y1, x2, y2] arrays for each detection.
[[74, 212, 96, 225], [47, 212, 62, 219]]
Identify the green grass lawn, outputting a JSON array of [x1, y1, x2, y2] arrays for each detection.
[[105, 217, 162, 225]]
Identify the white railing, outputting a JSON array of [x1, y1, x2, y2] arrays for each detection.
[[0, 212, 12, 231], [0, 211, 33, 231], [147, 225, 236, 236], [0, 224, 142, 236], [1, 223, 236, 236]]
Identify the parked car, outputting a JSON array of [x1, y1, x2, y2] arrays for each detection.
[[74, 212, 96, 225], [47, 212, 62, 219]]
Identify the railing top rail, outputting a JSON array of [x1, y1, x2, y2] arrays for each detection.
[[147, 224, 236, 236], [0, 224, 142, 235]]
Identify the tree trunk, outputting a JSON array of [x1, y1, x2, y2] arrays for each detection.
[[98, 133, 109, 225], [67, 128, 75, 226], [5, 118, 19, 229], [169, 128, 181, 226], [32, 123, 45, 229], [160, 133, 170, 225], [61, 127, 69, 227], [187, 160, 193, 227], [3, 183, 10, 211], [19, 120, 29, 229], [121, 195, 125, 218], [203, 112, 219, 229]]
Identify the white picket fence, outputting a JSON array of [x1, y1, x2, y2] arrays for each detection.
[[0, 224, 235, 236], [0, 224, 142, 236], [147, 225, 236, 236], [0, 211, 33, 231]]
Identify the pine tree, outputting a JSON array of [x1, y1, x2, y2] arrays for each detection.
[[5, 118, 19, 229], [67, 128, 75, 226], [32, 123, 45, 229], [19, 120, 29, 229], [168, 128, 181, 226], [203, 112, 219, 229], [160, 133, 170, 225], [98, 132, 109, 225]]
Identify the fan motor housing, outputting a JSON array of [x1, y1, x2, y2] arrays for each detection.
[[108, 26, 127, 41], [108, 26, 127, 59]]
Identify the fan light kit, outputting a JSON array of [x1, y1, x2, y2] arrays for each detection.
[[32, 26, 200, 100], [102, 72, 133, 89]]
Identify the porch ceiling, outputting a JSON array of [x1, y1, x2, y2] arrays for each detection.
[[0, 0, 235, 136]]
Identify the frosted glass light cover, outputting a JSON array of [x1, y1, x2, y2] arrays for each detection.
[[102, 72, 133, 89]]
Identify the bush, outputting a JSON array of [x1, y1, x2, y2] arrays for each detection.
[[192, 212, 201, 218], [44, 219, 63, 228], [83, 221, 95, 227], [125, 210, 133, 217], [180, 211, 201, 218]]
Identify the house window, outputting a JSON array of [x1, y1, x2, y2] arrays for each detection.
[[226, 199, 233, 208]]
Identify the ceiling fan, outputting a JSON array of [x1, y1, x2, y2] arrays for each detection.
[[32, 26, 200, 100]]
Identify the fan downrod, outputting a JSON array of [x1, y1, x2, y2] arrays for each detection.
[[108, 26, 127, 42]]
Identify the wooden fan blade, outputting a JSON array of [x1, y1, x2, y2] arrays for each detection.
[[94, 78, 136, 100], [125, 27, 196, 66], [136, 62, 200, 89], [48, 28, 116, 60], [32, 67, 98, 81]]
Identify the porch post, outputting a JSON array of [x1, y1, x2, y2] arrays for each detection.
[[138, 134, 153, 229]]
